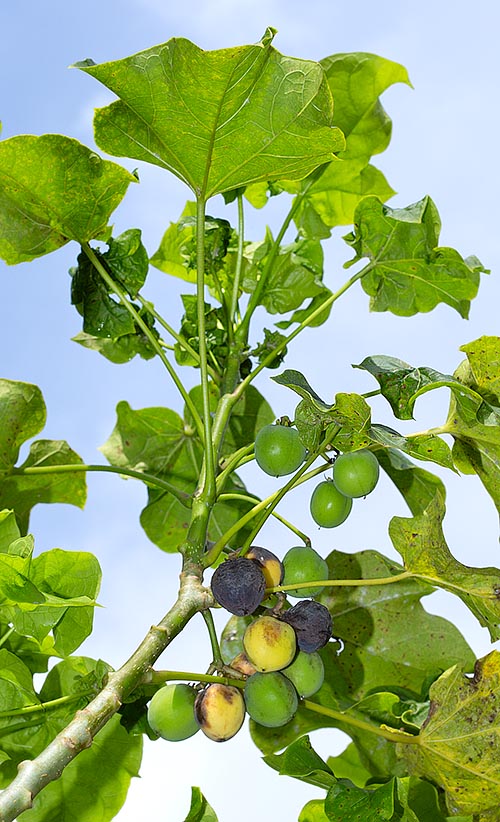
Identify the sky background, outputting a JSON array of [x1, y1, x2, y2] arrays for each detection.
[[1, 1, 499, 820]]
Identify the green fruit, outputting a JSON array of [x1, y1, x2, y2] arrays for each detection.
[[147, 683, 199, 741], [254, 424, 306, 477], [243, 615, 296, 672], [282, 545, 328, 598], [194, 683, 245, 742], [333, 449, 380, 498], [310, 480, 352, 528], [244, 671, 298, 727], [282, 651, 324, 697]]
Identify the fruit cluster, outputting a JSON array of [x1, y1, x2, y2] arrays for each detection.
[[147, 545, 333, 743], [254, 423, 380, 528]]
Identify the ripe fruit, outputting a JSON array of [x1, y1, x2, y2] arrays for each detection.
[[243, 615, 296, 672], [194, 683, 245, 742], [229, 652, 257, 677], [282, 545, 328, 598], [244, 672, 298, 727], [310, 480, 352, 528], [211, 556, 266, 616], [282, 651, 324, 698], [147, 683, 199, 741], [333, 449, 380, 498], [254, 424, 306, 477], [246, 545, 284, 588], [280, 600, 332, 653]]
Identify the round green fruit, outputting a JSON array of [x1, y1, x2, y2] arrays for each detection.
[[147, 683, 199, 741], [333, 449, 380, 498], [282, 651, 324, 698], [243, 615, 296, 672], [194, 684, 245, 742], [254, 424, 306, 477], [244, 671, 298, 727], [310, 480, 352, 528], [282, 545, 328, 598]]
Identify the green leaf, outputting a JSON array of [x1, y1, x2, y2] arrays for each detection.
[[0, 649, 39, 711], [0, 621, 55, 675], [104, 228, 149, 298], [389, 495, 500, 641], [272, 369, 331, 411], [324, 778, 395, 821], [183, 787, 218, 822], [220, 615, 253, 664], [0, 135, 135, 264], [375, 448, 445, 516], [327, 742, 373, 788], [403, 651, 500, 818], [369, 425, 455, 472], [70, 251, 136, 339], [263, 736, 336, 790], [285, 53, 411, 236], [72, 324, 157, 364], [0, 510, 21, 553], [299, 799, 330, 822], [174, 295, 228, 369], [0, 380, 46, 471], [0, 439, 87, 535], [242, 237, 325, 315], [345, 196, 486, 317], [76, 31, 344, 198], [17, 714, 142, 822]]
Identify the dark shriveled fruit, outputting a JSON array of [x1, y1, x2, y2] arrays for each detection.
[[194, 683, 245, 742], [211, 556, 266, 616], [280, 600, 332, 653]]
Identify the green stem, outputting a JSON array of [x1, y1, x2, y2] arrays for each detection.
[[269, 571, 413, 595], [195, 197, 216, 502], [229, 193, 245, 327], [146, 670, 244, 690], [234, 265, 371, 400], [201, 610, 224, 669], [81, 242, 205, 444], [302, 700, 420, 745], [0, 692, 95, 720], [362, 388, 382, 399], [12, 464, 191, 507], [216, 446, 255, 491], [204, 462, 331, 567], [136, 294, 218, 381], [0, 626, 14, 649], [218, 493, 310, 545]]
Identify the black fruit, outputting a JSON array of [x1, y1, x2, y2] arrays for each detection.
[[211, 556, 266, 616], [280, 600, 332, 653]]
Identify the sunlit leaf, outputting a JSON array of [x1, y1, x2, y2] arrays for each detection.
[[0, 135, 135, 264], [183, 787, 218, 822], [76, 31, 344, 198], [389, 495, 500, 640], [0, 380, 45, 471], [345, 196, 487, 317]]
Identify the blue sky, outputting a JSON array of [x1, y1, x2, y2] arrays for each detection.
[[1, 2, 499, 820]]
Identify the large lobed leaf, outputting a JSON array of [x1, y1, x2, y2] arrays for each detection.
[[344, 196, 487, 318], [75, 30, 344, 199], [0, 135, 135, 265], [403, 650, 500, 818], [389, 495, 500, 641]]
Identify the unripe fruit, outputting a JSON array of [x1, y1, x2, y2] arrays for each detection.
[[147, 683, 199, 741], [254, 424, 306, 477], [246, 545, 284, 588], [282, 545, 328, 598], [194, 684, 245, 742], [282, 651, 324, 697], [280, 600, 332, 653], [245, 671, 298, 727], [211, 556, 266, 616], [243, 615, 296, 672], [310, 480, 352, 528], [333, 449, 380, 498]]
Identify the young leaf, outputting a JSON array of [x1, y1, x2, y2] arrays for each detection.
[[70, 251, 136, 339], [104, 228, 149, 298], [0, 439, 87, 534], [75, 31, 344, 198], [344, 196, 487, 317], [263, 736, 336, 790], [0, 135, 135, 265], [183, 787, 218, 822], [389, 495, 500, 640], [403, 651, 500, 818], [16, 714, 142, 822]]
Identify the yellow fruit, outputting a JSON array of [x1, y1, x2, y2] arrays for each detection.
[[194, 684, 245, 742], [243, 615, 296, 672]]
